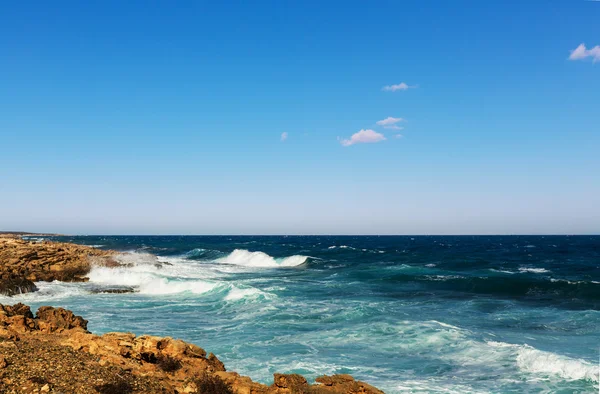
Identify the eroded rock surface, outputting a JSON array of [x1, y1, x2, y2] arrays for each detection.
[[0, 236, 116, 295], [0, 303, 384, 393]]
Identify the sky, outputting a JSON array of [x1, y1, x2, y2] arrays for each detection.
[[1, 0, 599, 235]]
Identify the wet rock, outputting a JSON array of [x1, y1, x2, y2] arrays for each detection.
[[0, 277, 38, 296], [90, 286, 136, 294]]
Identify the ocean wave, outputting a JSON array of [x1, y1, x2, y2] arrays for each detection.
[[184, 248, 225, 260], [518, 267, 551, 274], [217, 249, 308, 268], [384, 272, 600, 302], [0, 281, 89, 303], [489, 268, 516, 274], [84, 252, 275, 300], [391, 321, 598, 385], [517, 346, 598, 383], [88, 265, 219, 295], [224, 286, 273, 302], [488, 341, 599, 383]]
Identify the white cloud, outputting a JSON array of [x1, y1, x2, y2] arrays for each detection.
[[569, 43, 600, 62], [376, 116, 404, 130], [395, 134, 404, 139], [339, 129, 386, 147], [382, 82, 414, 92], [281, 132, 288, 142]]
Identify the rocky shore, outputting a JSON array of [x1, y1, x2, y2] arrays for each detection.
[[0, 235, 384, 393], [0, 303, 383, 393], [0, 235, 116, 296]]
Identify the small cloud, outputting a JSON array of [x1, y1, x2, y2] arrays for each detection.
[[386, 125, 404, 130], [382, 82, 415, 92], [569, 43, 600, 62], [376, 116, 404, 130], [395, 134, 404, 139], [281, 132, 288, 142], [339, 129, 386, 147]]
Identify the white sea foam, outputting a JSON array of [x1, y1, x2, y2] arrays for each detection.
[[489, 268, 516, 274], [87, 265, 218, 295], [84, 252, 274, 300], [217, 249, 308, 268], [224, 286, 271, 301], [487, 341, 599, 383], [0, 281, 88, 303], [388, 320, 599, 385], [518, 267, 550, 274], [516, 346, 599, 382]]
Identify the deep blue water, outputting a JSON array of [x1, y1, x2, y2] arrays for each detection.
[[3, 235, 599, 393]]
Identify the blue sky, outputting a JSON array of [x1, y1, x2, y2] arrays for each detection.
[[1, 0, 599, 234]]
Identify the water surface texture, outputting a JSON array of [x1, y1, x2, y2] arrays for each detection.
[[3, 236, 599, 393]]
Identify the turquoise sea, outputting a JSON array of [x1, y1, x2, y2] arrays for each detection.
[[2, 235, 598, 393]]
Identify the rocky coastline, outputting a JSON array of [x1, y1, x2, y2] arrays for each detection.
[[0, 234, 116, 296], [0, 234, 384, 394]]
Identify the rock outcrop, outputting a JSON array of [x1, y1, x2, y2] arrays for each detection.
[[0, 236, 116, 296], [0, 303, 385, 394]]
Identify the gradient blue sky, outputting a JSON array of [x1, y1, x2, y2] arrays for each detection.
[[1, 0, 599, 235]]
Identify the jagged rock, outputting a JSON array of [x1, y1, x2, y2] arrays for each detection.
[[185, 343, 207, 358], [207, 352, 227, 372], [0, 237, 117, 296], [316, 375, 385, 394], [0, 302, 34, 318], [0, 277, 38, 296], [273, 373, 309, 391], [36, 306, 89, 333], [90, 286, 136, 294]]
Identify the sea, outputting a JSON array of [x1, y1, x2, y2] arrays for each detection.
[[2, 235, 598, 393]]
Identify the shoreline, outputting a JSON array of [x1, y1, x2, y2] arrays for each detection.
[[0, 234, 384, 393], [0, 303, 383, 393], [0, 234, 117, 296]]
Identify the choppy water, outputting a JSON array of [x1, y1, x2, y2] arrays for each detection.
[[2, 236, 599, 393]]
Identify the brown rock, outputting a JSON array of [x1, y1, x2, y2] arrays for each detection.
[[273, 373, 308, 390], [36, 306, 88, 333], [0, 237, 117, 297], [185, 343, 207, 358], [315, 375, 385, 394], [207, 352, 226, 372]]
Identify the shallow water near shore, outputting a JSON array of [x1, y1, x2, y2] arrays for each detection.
[[3, 235, 599, 393]]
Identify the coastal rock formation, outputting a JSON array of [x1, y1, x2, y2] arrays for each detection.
[[0, 236, 115, 296], [0, 303, 384, 394], [0, 277, 37, 297]]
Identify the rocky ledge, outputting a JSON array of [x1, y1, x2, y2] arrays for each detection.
[[0, 235, 117, 296], [0, 303, 384, 394]]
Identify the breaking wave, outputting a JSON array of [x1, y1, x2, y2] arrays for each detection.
[[83, 252, 275, 299], [217, 249, 308, 268], [488, 341, 599, 383]]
